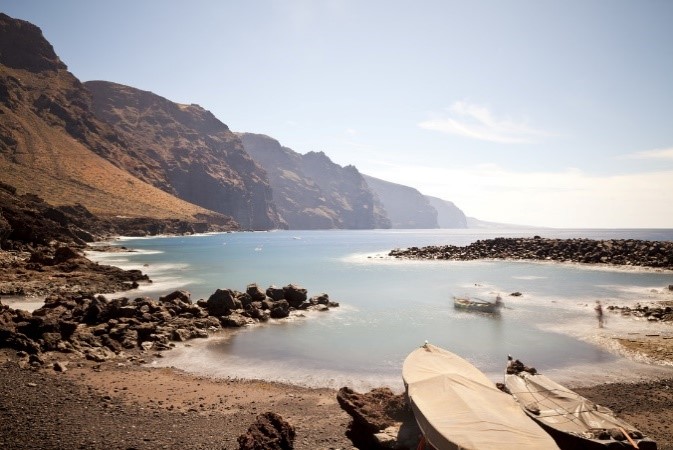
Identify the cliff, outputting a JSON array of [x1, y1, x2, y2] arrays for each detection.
[[239, 133, 390, 229], [425, 196, 468, 228], [0, 13, 235, 228], [362, 175, 438, 229], [84, 81, 284, 230]]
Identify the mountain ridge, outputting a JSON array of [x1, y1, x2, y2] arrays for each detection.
[[1, 12, 479, 232], [84, 80, 284, 230], [239, 133, 390, 229], [0, 13, 235, 228]]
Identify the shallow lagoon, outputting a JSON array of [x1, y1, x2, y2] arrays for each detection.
[[90, 229, 673, 391]]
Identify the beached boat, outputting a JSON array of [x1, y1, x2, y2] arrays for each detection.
[[402, 343, 559, 449], [504, 357, 657, 449], [453, 295, 501, 313]]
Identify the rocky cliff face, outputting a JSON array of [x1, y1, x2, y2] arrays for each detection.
[[0, 13, 234, 227], [425, 196, 468, 228], [362, 175, 438, 229], [239, 133, 390, 229], [84, 81, 284, 230]]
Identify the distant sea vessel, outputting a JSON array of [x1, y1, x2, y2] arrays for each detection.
[[403, 343, 559, 449], [505, 357, 657, 449]]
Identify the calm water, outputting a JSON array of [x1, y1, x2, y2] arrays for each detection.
[[89, 228, 673, 391]]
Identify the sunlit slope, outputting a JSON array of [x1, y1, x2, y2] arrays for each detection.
[[0, 13, 232, 223]]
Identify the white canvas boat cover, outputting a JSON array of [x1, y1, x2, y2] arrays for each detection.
[[402, 344, 559, 450], [505, 370, 639, 435]]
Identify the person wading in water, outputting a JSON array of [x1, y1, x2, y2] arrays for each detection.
[[594, 300, 604, 328]]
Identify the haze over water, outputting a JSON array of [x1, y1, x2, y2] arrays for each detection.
[[91, 229, 673, 391]]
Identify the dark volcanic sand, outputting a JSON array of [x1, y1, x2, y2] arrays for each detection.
[[1, 349, 673, 450]]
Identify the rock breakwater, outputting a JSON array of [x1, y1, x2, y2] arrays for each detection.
[[389, 237, 673, 270]]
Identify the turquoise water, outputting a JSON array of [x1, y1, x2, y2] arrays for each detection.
[[90, 229, 673, 391]]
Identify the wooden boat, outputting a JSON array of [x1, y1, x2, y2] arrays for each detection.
[[402, 343, 559, 449], [504, 357, 657, 449], [453, 295, 501, 313]]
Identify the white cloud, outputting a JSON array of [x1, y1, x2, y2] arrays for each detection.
[[419, 101, 551, 144], [365, 162, 673, 228], [620, 147, 673, 160]]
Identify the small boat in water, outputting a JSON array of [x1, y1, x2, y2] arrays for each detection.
[[504, 357, 657, 449], [402, 343, 559, 449], [453, 295, 502, 313]]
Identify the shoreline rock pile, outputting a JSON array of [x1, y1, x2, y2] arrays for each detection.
[[0, 283, 339, 363], [389, 237, 673, 269], [607, 303, 673, 323]]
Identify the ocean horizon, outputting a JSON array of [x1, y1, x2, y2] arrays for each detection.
[[86, 228, 673, 392]]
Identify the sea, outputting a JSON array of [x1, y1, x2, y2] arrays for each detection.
[[84, 228, 673, 392]]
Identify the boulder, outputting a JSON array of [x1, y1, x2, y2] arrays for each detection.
[[337, 386, 415, 449], [309, 293, 330, 305], [237, 412, 295, 450], [246, 283, 267, 301], [266, 285, 285, 301], [220, 312, 253, 328], [269, 300, 291, 319], [53, 246, 81, 264], [205, 289, 242, 316], [283, 284, 307, 308], [159, 290, 192, 304]]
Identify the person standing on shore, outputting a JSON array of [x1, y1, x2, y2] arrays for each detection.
[[594, 300, 604, 328]]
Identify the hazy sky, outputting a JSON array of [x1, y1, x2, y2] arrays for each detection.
[[4, 1, 673, 228]]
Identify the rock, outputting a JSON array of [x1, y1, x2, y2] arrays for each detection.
[[309, 293, 330, 305], [269, 300, 291, 319], [266, 285, 285, 301], [337, 387, 415, 450], [220, 312, 253, 328], [205, 289, 242, 316], [53, 246, 81, 264], [171, 328, 191, 342], [237, 411, 295, 450], [53, 361, 67, 372], [283, 284, 307, 308], [85, 347, 115, 362], [246, 283, 267, 301], [159, 290, 191, 304]]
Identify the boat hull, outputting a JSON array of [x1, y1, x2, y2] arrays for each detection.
[[403, 344, 559, 449], [527, 416, 657, 450], [453, 297, 499, 313], [504, 362, 657, 450]]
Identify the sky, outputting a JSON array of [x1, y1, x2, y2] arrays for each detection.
[[3, 0, 673, 228]]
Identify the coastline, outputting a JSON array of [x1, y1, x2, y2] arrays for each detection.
[[3, 233, 673, 448]]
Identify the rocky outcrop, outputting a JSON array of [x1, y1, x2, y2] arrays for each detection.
[[0, 14, 233, 225], [389, 237, 673, 269], [0, 182, 236, 296], [239, 133, 390, 229], [237, 412, 296, 450], [337, 387, 418, 449], [607, 303, 673, 323], [425, 196, 467, 228], [0, 283, 339, 358], [84, 81, 284, 230], [363, 175, 438, 229], [0, 13, 66, 73], [0, 182, 230, 251]]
